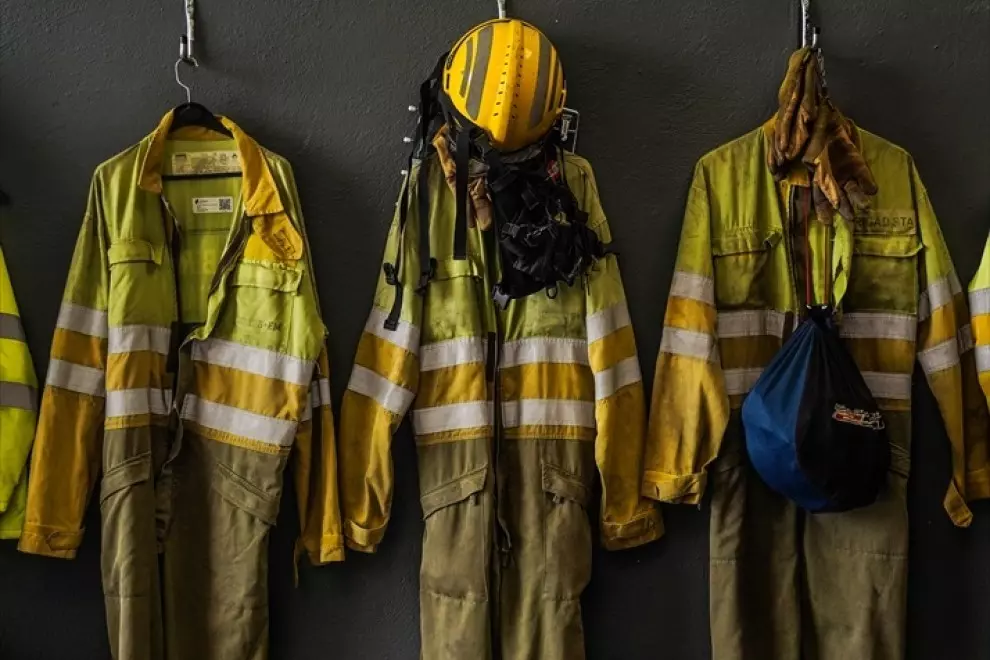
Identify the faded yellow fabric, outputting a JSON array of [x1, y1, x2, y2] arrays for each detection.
[[21, 111, 343, 660], [340, 152, 661, 658], [0, 244, 38, 539], [970, 232, 990, 410]]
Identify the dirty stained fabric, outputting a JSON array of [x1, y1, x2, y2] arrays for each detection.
[[339, 150, 662, 660], [646, 121, 989, 659], [19, 110, 343, 660]]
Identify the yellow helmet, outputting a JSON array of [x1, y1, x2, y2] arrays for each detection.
[[443, 18, 566, 152]]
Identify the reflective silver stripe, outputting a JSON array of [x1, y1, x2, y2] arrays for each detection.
[[0, 313, 26, 342], [0, 381, 36, 411], [502, 399, 596, 428], [669, 272, 715, 306], [46, 358, 105, 396], [108, 325, 171, 355], [347, 365, 415, 415], [501, 337, 588, 368], [412, 401, 490, 435], [724, 368, 763, 396], [839, 313, 916, 341], [365, 307, 420, 353], [919, 272, 963, 321], [976, 345, 990, 373], [660, 327, 717, 361], [192, 339, 312, 386], [594, 356, 642, 400], [181, 395, 295, 447], [310, 378, 332, 408], [919, 338, 961, 375], [862, 372, 912, 400], [586, 302, 632, 343], [56, 302, 108, 338], [958, 324, 974, 354], [717, 310, 786, 339], [970, 288, 990, 316], [420, 337, 485, 371], [106, 388, 172, 417]]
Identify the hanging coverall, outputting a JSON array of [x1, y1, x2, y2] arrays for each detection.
[[19, 111, 343, 660], [0, 243, 38, 539], [646, 121, 990, 660], [971, 232, 990, 409], [339, 153, 663, 660]]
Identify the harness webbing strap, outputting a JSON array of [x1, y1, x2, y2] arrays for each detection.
[[453, 128, 471, 260]]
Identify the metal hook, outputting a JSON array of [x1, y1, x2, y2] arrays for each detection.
[[800, 0, 812, 48], [174, 55, 198, 103], [497, 0, 507, 19]]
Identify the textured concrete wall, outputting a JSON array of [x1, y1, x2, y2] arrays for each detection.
[[1, 1, 989, 658]]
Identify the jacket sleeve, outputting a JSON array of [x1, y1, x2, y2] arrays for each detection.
[[0, 246, 38, 536], [20, 180, 109, 558], [970, 231, 990, 409], [643, 162, 730, 505], [913, 165, 990, 527], [338, 173, 422, 553], [294, 345, 345, 565], [582, 168, 664, 550]]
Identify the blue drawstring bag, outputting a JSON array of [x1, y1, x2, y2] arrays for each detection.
[[742, 305, 890, 512]]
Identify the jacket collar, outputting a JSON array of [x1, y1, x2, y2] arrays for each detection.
[[138, 110, 284, 217]]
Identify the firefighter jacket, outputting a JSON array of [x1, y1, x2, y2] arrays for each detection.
[[646, 121, 990, 527], [339, 153, 663, 660], [972, 232, 990, 409], [19, 111, 342, 660], [0, 244, 37, 539]]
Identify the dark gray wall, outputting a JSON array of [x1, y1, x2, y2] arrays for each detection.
[[1, 1, 989, 658]]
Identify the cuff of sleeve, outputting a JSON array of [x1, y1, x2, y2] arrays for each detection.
[[18, 525, 84, 559], [642, 470, 707, 505], [944, 481, 974, 528], [965, 467, 990, 502], [307, 534, 346, 565], [343, 519, 386, 554], [601, 507, 665, 551]]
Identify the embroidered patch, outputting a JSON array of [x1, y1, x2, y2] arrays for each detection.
[[832, 404, 885, 431], [853, 211, 916, 235]]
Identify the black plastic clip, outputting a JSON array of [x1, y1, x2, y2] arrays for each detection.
[[416, 258, 437, 294]]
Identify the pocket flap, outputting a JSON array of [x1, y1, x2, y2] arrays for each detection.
[[100, 453, 152, 503], [542, 465, 591, 506], [853, 235, 923, 258], [108, 240, 162, 265], [212, 463, 280, 525], [712, 229, 781, 257], [433, 257, 483, 281], [231, 261, 303, 293], [420, 466, 487, 520]]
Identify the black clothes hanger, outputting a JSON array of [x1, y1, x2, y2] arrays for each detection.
[[169, 101, 232, 138]]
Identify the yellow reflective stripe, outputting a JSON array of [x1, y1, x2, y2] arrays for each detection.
[[920, 296, 966, 348], [503, 399, 595, 428], [181, 394, 296, 447], [106, 351, 166, 391], [108, 325, 170, 355], [365, 306, 420, 353], [412, 401, 490, 435], [501, 337, 588, 367], [594, 356, 642, 400], [417, 363, 486, 408], [724, 368, 763, 396], [46, 358, 105, 396], [586, 302, 632, 343], [844, 338, 915, 374], [973, 314, 990, 350], [663, 297, 716, 334], [502, 363, 594, 401], [974, 345, 989, 374], [106, 388, 172, 417], [970, 288, 990, 316], [588, 325, 637, 373], [420, 337, 485, 371], [719, 335, 781, 370], [919, 272, 963, 321], [192, 338, 313, 386], [717, 310, 786, 339], [354, 333, 419, 390], [51, 328, 106, 369], [669, 271, 715, 306], [194, 361, 309, 420], [839, 312, 916, 341], [347, 365, 415, 415], [56, 302, 108, 338], [659, 327, 717, 361], [862, 372, 912, 400]]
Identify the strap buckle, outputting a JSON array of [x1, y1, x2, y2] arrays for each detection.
[[383, 262, 399, 286], [416, 258, 437, 294]]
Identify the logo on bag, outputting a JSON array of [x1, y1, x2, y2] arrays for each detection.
[[832, 404, 885, 431]]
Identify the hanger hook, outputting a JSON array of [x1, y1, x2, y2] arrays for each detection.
[[174, 54, 198, 103], [497, 0, 507, 19]]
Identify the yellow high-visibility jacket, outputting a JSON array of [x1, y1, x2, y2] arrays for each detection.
[[971, 232, 990, 409], [646, 121, 990, 526], [0, 244, 38, 539]]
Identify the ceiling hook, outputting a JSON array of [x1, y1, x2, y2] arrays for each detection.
[[497, 0, 507, 19]]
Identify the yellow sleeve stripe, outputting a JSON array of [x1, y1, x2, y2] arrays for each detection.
[[664, 297, 716, 334], [589, 325, 637, 373], [51, 328, 106, 370], [193, 361, 309, 420], [354, 333, 419, 391], [919, 293, 968, 349], [106, 351, 166, 391]]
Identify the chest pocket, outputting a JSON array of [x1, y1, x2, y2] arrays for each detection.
[[847, 235, 922, 314], [424, 257, 487, 341], [108, 239, 170, 322], [227, 260, 303, 345], [712, 229, 781, 308]]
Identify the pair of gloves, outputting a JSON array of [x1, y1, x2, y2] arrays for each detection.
[[768, 48, 878, 223]]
